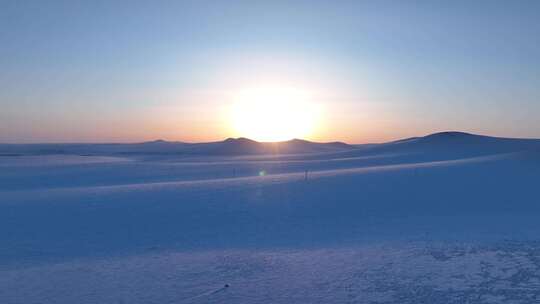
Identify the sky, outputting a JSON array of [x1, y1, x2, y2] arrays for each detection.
[[1, 0, 539, 143]]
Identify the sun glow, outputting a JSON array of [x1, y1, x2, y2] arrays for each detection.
[[229, 88, 321, 142]]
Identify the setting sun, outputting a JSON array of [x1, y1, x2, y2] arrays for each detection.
[[229, 88, 321, 142]]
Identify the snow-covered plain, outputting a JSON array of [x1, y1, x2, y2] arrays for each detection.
[[1, 132, 540, 303]]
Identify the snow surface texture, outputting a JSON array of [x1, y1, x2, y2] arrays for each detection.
[[1, 132, 540, 303]]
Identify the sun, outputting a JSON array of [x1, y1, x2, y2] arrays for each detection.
[[229, 88, 320, 142]]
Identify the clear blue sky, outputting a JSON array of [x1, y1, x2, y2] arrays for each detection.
[[1, 0, 539, 143]]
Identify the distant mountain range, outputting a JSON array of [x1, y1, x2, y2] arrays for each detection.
[[0, 137, 353, 156], [1, 132, 539, 157]]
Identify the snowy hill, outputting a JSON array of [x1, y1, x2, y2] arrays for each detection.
[[326, 131, 540, 162], [382, 131, 540, 152]]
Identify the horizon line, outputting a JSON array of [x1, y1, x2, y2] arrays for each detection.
[[2, 131, 540, 146]]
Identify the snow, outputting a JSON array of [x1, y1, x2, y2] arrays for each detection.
[[3, 244, 540, 303], [1, 132, 540, 303]]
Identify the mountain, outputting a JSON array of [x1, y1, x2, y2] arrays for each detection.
[[2, 132, 539, 157], [0, 138, 354, 156], [173, 137, 355, 155]]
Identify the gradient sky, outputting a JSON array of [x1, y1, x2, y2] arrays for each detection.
[[1, 0, 539, 143]]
